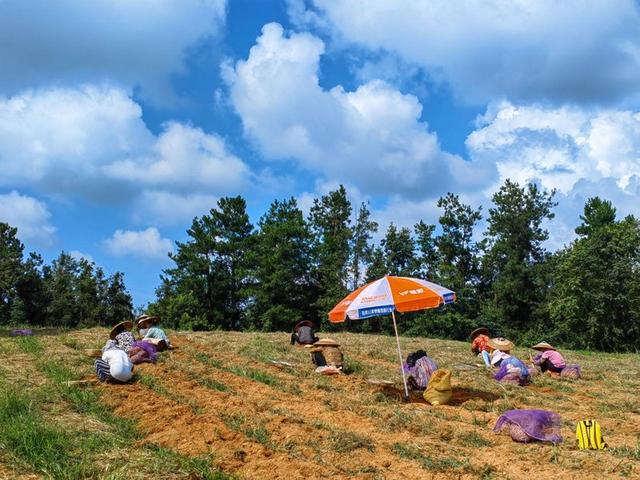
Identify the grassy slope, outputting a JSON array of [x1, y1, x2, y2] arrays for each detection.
[[0, 329, 638, 479]]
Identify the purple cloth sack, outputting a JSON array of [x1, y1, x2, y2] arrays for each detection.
[[11, 329, 33, 336], [561, 364, 581, 379], [494, 409, 563, 444], [494, 357, 530, 385], [132, 340, 158, 363]]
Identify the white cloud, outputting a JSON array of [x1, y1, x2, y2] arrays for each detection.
[[467, 101, 640, 248], [0, 85, 250, 224], [467, 102, 640, 195], [226, 23, 493, 200], [133, 191, 218, 226], [293, 0, 640, 105], [0, 0, 227, 103], [104, 228, 173, 259], [69, 250, 94, 263], [0, 191, 55, 246]]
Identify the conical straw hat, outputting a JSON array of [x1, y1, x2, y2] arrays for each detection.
[[469, 327, 489, 340], [488, 337, 514, 352], [109, 320, 133, 340], [531, 341, 556, 351], [313, 338, 340, 347]]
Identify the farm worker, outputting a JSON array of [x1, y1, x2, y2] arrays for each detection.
[[404, 349, 438, 390], [531, 342, 566, 373], [310, 338, 343, 368], [95, 345, 133, 383], [487, 337, 514, 367], [291, 320, 319, 345], [136, 314, 170, 350], [103, 320, 135, 353], [470, 327, 491, 367]]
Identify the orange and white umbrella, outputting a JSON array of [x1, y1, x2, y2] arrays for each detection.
[[328, 275, 455, 397]]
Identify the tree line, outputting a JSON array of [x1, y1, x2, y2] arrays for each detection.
[[148, 180, 639, 352], [1, 179, 638, 352], [0, 223, 133, 328]]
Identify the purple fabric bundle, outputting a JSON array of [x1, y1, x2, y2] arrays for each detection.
[[561, 364, 581, 379], [132, 340, 158, 363], [494, 357, 530, 385], [11, 329, 33, 336], [494, 409, 563, 444]]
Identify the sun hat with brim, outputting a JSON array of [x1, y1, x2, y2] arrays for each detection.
[[136, 315, 160, 328], [531, 342, 556, 351], [469, 327, 490, 340], [488, 337, 514, 352], [110, 320, 133, 340], [295, 320, 314, 330], [313, 338, 340, 347]]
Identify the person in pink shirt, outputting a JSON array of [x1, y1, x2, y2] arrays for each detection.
[[531, 342, 566, 373]]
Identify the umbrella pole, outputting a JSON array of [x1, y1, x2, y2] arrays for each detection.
[[391, 310, 409, 399]]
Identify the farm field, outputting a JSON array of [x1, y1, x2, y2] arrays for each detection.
[[0, 329, 639, 479]]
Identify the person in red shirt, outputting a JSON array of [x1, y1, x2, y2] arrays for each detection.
[[470, 327, 491, 366]]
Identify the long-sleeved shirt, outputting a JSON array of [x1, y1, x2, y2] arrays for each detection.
[[102, 348, 133, 382], [471, 334, 490, 353], [490, 349, 511, 366], [143, 326, 170, 345], [534, 350, 566, 369]]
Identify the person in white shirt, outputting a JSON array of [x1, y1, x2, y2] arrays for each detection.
[[95, 343, 133, 383]]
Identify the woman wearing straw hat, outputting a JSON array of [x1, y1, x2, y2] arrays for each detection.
[[95, 320, 135, 383], [136, 314, 170, 350], [103, 320, 136, 353], [487, 337, 514, 368], [531, 342, 566, 374]]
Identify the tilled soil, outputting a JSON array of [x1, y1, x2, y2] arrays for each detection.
[[92, 332, 640, 479]]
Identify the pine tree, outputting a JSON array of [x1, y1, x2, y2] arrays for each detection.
[[349, 202, 378, 289], [247, 198, 314, 331], [308, 186, 352, 326], [482, 180, 556, 337], [381, 224, 415, 276], [0, 223, 24, 324]]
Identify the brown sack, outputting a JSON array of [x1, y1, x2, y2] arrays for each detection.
[[323, 346, 344, 368]]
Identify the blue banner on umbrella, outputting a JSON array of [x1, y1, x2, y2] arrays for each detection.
[[358, 305, 395, 318]]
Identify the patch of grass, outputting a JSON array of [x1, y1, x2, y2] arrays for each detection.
[[14, 335, 43, 354], [391, 442, 472, 473], [328, 429, 375, 453], [0, 387, 103, 478], [245, 425, 272, 446], [227, 365, 279, 387], [342, 356, 364, 375], [192, 350, 224, 368], [140, 444, 233, 480], [611, 441, 640, 461], [456, 431, 494, 447], [60, 336, 80, 350]]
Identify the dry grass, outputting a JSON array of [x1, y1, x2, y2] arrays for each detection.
[[1, 328, 639, 479]]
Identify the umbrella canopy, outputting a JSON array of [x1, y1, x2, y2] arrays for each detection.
[[328, 275, 455, 399], [329, 276, 455, 323]]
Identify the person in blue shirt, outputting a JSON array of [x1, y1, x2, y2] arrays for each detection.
[[136, 314, 170, 350]]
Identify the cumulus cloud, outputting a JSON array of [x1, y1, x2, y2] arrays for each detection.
[[292, 0, 640, 105], [104, 228, 173, 259], [69, 250, 94, 263], [0, 85, 250, 224], [133, 191, 218, 226], [226, 23, 493, 200], [0, 191, 55, 245], [0, 0, 227, 103], [467, 102, 640, 248]]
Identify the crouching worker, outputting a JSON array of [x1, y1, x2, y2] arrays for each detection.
[[291, 320, 319, 345], [470, 327, 491, 367], [310, 339, 343, 369], [531, 342, 566, 374], [95, 345, 133, 383], [103, 320, 136, 354], [404, 350, 438, 391], [136, 314, 170, 351]]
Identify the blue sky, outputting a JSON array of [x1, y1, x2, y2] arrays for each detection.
[[1, 0, 639, 306]]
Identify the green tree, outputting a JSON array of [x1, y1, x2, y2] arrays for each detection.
[[482, 180, 556, 337], [436, 193, 483, 318], [0, 223, 24, 324], [104, 271, 133, 325], [43, 252, 80, 327], [549, 202, 640, 351], [413, 220, 439, 280], [309, 186, 352, 325], [247, 198, 314, 331], [154, 196, 253, 330], [381, 223, 415, 276], [349, 202, 378, 290], [365, 246, 387, 282]]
